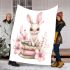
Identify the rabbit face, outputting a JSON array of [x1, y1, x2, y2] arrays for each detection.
[[27, 12, 43, 36], [30, 23, 39, 35]]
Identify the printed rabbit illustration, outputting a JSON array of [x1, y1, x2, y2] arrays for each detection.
[[27, 12, 44, 47], [14, 12, 44, 59]]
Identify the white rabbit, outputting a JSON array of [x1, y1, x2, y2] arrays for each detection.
[[27, 12, 44, 47]]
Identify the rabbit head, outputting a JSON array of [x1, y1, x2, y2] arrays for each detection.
[[27, 12, 43, 35]]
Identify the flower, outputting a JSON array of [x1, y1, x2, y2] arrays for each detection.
[[35, 49, 45, 61], [15, 39, 20, 47], [14, 26, 29, 55], [14, 37, 24, 54]]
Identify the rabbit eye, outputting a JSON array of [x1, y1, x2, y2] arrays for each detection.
[[37, 28, 39, 31], [30, 28, 33, 31]]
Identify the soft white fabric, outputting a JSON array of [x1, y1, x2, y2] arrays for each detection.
[[9, 5, 58, 65]]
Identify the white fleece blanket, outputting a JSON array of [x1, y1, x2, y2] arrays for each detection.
[[9, 5, 58, 65]]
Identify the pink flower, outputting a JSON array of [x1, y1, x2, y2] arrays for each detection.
[[14, 37, 26, 54], [14, 43, 23, 54], [13, 25, 28, 54], [14, 38, 21, 48], [21, 34, 27, 40], [35, 49, 45, 61], [14, 48, 21, 54]]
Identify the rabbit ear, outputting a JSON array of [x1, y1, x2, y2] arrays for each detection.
[[27, 14, 32, 24], [36, 12, 42, 24]]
